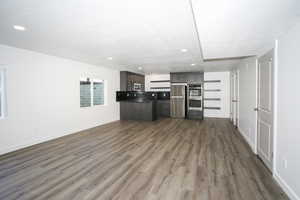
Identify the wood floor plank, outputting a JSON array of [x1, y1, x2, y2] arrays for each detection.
[[0, 118, 289, 200]]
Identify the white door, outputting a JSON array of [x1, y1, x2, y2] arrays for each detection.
[[257, 50, 274, 171], [231, 71, 239, 127]]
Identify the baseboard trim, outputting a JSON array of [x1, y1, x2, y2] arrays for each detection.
[[233, 123, 298, 200], [238, 127, 255, 153], [274, 173, 300, 200], [0, 119, 120, 156]]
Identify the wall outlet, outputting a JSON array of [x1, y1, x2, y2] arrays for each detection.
[[284, 159, 288, 169]]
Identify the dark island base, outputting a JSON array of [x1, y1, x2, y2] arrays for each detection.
[[120, 101, 157, 121], [117, 91, 171, 121]]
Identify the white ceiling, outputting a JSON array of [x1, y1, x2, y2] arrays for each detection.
[[192, 0, 300, 59], [0, 0, 299, 73]]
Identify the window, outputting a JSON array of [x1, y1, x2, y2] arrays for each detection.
[[0, 69, 6, 119], [80, 79, 92, 107], [93, 80, 104, 105], [80, 78, 105, 107]]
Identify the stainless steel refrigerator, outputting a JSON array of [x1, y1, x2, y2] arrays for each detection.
[[170, 83, 187, 118]]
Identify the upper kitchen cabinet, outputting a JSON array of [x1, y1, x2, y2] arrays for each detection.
[[170, 72, 204, 83], [120, 71, 145, 91], [170, 73, 186, 83]]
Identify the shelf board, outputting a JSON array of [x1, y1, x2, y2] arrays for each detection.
[[204, 89, 221, 92], [150, 80, 170, 83], [204, 107, 221, 110], [204, 80, 221, 83], [204, 98, 221, 101]]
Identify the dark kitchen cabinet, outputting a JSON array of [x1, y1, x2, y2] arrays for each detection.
[[120, 101, 157, 121], [157, 100, 170, 117], [170, 73, 186, 83], [170, 72, 204, 83], [120, 71, 145, 91], [188, 73, 203, 83]]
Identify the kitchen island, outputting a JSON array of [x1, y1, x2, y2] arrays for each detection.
[[116, 91, 170, 121]]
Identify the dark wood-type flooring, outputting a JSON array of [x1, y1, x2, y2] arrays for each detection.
[[0, 118, 288, 200]]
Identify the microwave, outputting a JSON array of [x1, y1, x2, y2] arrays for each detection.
[[189, 84, 202, 97]]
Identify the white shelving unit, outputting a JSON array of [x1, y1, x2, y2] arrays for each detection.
[[203, 72, 230, 118]]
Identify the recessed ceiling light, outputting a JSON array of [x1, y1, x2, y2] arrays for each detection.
[[181, 49, 188, 52], [13, 25, 26, 31], [138, 67, 143, 70], [107, 57, 113, 60], [190, 63, 196, 66]]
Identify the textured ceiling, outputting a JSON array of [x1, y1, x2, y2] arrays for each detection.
[[0, 0, 299, 73]]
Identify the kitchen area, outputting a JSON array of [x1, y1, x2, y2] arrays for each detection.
[[116, 71, 205, 121]]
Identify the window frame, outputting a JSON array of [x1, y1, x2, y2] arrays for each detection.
[[80, 78, 106, 108]]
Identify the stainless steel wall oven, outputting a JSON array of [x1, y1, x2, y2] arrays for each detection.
[[187, 83, 203, 119]]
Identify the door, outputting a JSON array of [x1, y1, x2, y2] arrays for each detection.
[[170, 84, 186, 118], [231, 71, 239, 127], [257, 49, 274, 171]]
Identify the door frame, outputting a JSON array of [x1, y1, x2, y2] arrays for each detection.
[[235, 70, 239, 127], [272, 40, 279, 175], [230, 72, 234, 122], [230, 70, 239, 127], [254, 59, 259, 155], [256, 48, 275, 173]]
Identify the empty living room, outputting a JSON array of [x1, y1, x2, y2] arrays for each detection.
[[0, 0, 300, 199]]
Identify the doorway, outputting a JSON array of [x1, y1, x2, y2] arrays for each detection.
[[257, 49, 274, 172]]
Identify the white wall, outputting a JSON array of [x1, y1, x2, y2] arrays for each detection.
[[0, 45, 120, 155], [274, 22, 300, 200], [145, 74, 170, 91], [233, 22, 300, 200], [235, 57, 257, 152], [204, 72, 230, 118]]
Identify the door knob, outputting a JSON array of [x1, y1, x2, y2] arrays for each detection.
[[254, 108, 259, 111]]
